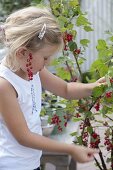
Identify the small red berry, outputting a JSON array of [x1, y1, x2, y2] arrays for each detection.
[[64, 32, 73, 42], [74, 49, 81, 54], [110, 78, 113, 83], [94, 102, 100, 111], [105, 91, 112, 98]]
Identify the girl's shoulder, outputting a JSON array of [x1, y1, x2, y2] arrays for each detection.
[[0, 75, 11, 86], [0, 77, 17, 99], [0, 77, 17, 115]]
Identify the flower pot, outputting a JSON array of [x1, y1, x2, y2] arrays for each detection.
[[42, 124, 55, 136], [41, 115, 49, 126]]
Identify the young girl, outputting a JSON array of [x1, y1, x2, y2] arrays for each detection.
[[0, 6, 105, 170]]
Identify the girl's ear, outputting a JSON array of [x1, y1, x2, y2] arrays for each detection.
[[16, 47, 28, 58]]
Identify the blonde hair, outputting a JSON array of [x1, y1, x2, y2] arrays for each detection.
[[1, 6, 62, 71]]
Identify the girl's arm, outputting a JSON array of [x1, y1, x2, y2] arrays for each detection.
[[40, 67, 105, 99], [0, 78, 98, 163]]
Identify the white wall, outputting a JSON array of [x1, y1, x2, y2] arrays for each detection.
[[76, 0, 113, 71]]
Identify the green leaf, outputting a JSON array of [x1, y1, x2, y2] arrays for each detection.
[[110, 36, 113, 42], [97, 39, 107, 50], [90, 59, 108, 77], [77, 136, 83, 145], [51, 58, 60, 66], [92, 85, 106, 98], [68, 41, 77, 51], [72, 117, 82, 122], [108, 67, 113, 77], [66, 23, 74, 30], [70, 131, 78, 136], [58, 15, 67, 23], [76, 15, 91, 26], [87, 126, 93, 134], [84, 26, 94, 32], [56, 67, 71, 80], [69, 0, 79, 7], [78, 58, 86, 65], [98, 49, 112, 59], [85, 111, 92, 117], [80, 39, 90, 47]]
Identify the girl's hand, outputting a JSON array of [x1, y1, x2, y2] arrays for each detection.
[[70, 145, 99, 163], [96, 77, 107, 86]]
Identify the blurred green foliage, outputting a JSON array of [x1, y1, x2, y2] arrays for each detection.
[[0, 0, 42, 21]]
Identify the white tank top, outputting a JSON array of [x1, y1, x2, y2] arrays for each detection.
[[0, 64, 42, 170]]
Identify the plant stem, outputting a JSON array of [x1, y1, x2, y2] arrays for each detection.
[[105, 115, 113, 121], [81, 97, 107, 170], [81, 118, 107, 170], [73, 52, 83, 80], [81, 117, 91, 137], [94, 157, 103, 170], [99, 149, 107, 170], [81, 96, 100, 138], [89, 96, 101, 111], [65, 61, 74, 80]]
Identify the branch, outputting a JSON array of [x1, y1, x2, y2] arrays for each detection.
[[73, 52, 83, 80], [94, 157, 103, 170], [99, 149, 107, 170], [89, 96, 102, 111], [65, 61, 74, 80], [105, 115, 113, 121]]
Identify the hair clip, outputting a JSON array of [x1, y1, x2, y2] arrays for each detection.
[[38, 23, 46, 40]]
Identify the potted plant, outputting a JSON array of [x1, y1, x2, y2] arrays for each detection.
[[41, 90, 70, 134]]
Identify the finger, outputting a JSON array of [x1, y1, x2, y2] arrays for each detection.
[[83, 154, 94, 163], [88, 148, 99, 154], [87, 156, 94, 162], [97, 77, 106, 83], [101, 82, 107, 85], [99, 77, 105, 81], [99, 82, 107, 86]]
